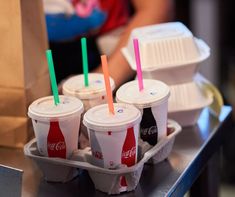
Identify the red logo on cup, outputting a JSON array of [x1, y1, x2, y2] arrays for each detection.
[[47, 121, 66, 158], [121, 127, 136, 187], [48, 141, 66, 151], [121, 127, 136, 167], [122, 147, 136, 159]]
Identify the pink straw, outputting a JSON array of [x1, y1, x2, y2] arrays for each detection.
[[133, 38, 144, 91]]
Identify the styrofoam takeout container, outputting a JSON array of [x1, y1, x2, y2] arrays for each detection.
[[140, 39, 209, 85], [122, 22, 210, 85], [168, 81, 213, 126], [24, 120, 181, 195]]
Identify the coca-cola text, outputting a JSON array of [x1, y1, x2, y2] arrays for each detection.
[[47, 121, 67, 158], [122, 146, 136, 159]]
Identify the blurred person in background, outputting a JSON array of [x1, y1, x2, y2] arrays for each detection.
[[43, 0, 174, 88]]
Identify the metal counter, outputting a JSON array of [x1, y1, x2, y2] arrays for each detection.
[[0, 106, 232, 197]]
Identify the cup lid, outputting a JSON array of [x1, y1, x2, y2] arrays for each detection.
[[28, 95, 84, 121], [116, 79, 170, 108], [83, 103, 141, 132], [62, 73, 115, 99]]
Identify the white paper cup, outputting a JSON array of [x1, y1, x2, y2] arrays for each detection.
[[83, 103, 141, 168], [28, 95, 84, 158], [116, 79, 170, 145], [62, 73, 115, 111], [83, 103, 141, 192], [62, 73, 115, 143]]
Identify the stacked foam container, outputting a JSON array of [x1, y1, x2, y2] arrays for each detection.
[[122, 22, 213, 126]]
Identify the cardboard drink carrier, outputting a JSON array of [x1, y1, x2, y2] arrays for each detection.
[[0, 0, 50, 147], [24, 120, 181, 194]]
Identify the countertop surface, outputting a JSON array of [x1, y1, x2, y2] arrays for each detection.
[[0, 106, 232, 197]]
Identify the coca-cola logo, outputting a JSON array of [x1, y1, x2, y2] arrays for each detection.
[[48, 141, 66, 151], [122, 146, 136, 159], [141, 126, 157, 136]]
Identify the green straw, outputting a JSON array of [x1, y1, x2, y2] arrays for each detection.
[[46, 50, 60, 105], [81, 37, 89, 87]]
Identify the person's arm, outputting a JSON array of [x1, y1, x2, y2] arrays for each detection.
[[94, 0, 174, 88]]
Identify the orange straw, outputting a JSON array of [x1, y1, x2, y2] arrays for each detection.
[[101, 55, 115, 115]]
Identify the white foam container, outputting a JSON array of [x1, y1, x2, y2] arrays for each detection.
[[122, 22, 210, 85], [141, 39, 209, 85], [24, 120, 181, 195], [168, 81, 213, 126]]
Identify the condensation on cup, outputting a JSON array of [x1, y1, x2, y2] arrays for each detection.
[[83, 103, 141, 190], [116, 79, 170, 145], [28, 95, 84, 159], [62, 73, 115, 146]]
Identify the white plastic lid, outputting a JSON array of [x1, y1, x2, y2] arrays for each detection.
[[28, 95, 84, 121], [116, 79, 170, 108], [83, 103, 141, 132], [62, 73, 115, 99]]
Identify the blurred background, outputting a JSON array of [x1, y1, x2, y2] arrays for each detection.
[[175, 0, 235, 196]]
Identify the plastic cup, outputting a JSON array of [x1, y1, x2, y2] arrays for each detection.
[[83, 103, 141, 193], [116, 79, 170, 145], [28, 95, 84, 159], [83, 103, 141, 169], [62, 73, 115, 143]]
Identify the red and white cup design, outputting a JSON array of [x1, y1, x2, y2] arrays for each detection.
[[116, 79, 170, 144], [88, 125, 139, 169], [28, 96, 84, 158], [62, 73, 115, 138], [83, 103, 141, 190], [83, 103, 141, 169]]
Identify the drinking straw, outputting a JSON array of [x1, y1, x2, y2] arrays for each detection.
[[81, 37, 89, 87], [46, 50, 60, 105], [101, 55, 115, 115], [133, 38, 144, 91]]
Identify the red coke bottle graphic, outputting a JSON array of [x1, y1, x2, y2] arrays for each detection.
[[121, 127, 136, 186], [47, 121, 66, 158]]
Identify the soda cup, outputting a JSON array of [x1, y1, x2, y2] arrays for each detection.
[[116, 79, 170, 145], [62, 73, 115, 112], [83, 103, 141, 168], [62, 73, 115, 146], [83, 103, 141, 191], [28, 95, 84, 158]]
